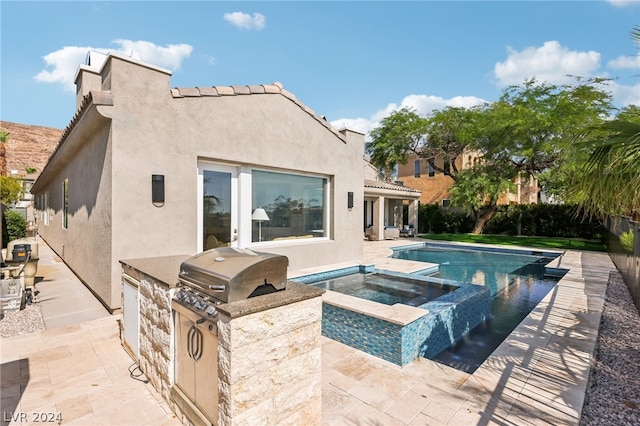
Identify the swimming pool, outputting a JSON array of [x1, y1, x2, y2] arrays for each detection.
[[308, 272, 458, 306], [292, 242, 565, 367], [392, 242, 567, 372], [392, 242, 560, 296]]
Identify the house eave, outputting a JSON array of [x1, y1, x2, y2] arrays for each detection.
[[32, 91, 113, 193]]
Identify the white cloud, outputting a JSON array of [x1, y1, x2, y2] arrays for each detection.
[[606, 0, 639, 7], [34, 40, 193, 92], [607, 81, 640, 108], [223, 12, 266, 30], [331, 94, 488, 140], [330, 117, 377, 136], [112, 39, 193, 70], [34, 45, 95, 91], [607, 54, 640, 69], [493, 41, 601, 87]]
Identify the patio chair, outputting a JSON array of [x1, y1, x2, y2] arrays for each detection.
[[400, 225, 417, 238]]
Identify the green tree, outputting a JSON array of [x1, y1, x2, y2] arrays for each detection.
[[420, 106, 479, 180], [476, 78, 613, 187], [366, 107, 428, 180], [570, 27, 640, 220], [571, 105, 640, 219], [366, 78, 615, 234], [0, 176, 24, 205], [455, 78, 614, 233], [449, 162, 517, 234]]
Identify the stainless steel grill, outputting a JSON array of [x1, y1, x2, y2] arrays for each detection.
[[174, 247, 288, 318], [171, 247, 288, 425]]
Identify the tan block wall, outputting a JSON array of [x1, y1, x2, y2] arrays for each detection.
[[217, 297, 323, 425], [138, 275, 173, 402]]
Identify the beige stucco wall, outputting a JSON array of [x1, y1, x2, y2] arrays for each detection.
[[35, 116, 114, 307], [33, 53, 364, 310]]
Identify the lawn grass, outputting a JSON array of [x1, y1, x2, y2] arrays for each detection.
[[418, 233, 607, 252]]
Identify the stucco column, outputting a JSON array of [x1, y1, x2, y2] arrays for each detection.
[[373, 196, 385, 241], [409, 199, 419, 231]]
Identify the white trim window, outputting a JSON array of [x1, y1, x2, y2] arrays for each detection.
[[197, 163, 238, 251], [44, 192, 49, 226], [62, 179, 69, 229], [197, 161, 329, 251]]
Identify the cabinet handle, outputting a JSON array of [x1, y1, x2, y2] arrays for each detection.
[[186, 324, 204, 361], [187, 325, 196, 359], [193, 326, 203, 362]]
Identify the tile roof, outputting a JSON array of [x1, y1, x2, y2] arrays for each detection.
[[171, 82, 345, 142], [364, 178, 421, 194]]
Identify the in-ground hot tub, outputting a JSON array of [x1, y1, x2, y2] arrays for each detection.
[[292, 266, 491, 365]]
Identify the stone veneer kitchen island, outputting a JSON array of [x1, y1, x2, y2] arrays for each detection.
[[120, 255, 325, 426]]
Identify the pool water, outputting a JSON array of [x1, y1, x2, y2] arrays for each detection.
[[393, 243, 566, 372], [434, 273, 560, 373], [393, 245, 558, 296], [310, 273, 457, 306]]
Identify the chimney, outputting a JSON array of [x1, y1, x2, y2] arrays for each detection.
[[74, 51, 106, 110]]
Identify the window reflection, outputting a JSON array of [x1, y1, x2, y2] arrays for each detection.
[[252, 170, 326, 242], [203, 170, 231, 249]]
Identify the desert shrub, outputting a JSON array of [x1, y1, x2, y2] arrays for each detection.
[[4, 209, 26, 243]]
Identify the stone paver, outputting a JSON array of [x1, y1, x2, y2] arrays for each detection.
[[1, 238, 615, 425]]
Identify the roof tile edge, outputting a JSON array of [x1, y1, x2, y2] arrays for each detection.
[[170, 82, 346, 142]]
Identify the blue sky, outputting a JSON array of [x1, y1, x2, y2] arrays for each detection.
[[1, 1, 639, 136]]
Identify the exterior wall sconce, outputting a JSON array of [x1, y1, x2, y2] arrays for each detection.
[[347, 192, 354, 210], [152, 174, 165, 206]]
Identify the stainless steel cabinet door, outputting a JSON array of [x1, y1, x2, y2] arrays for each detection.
[[195, 320, 219, 424], [174, 312, 196, 401]]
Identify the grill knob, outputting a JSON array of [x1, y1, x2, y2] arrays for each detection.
[[195, 300, 207, 310], [206, 306, 218, 317]]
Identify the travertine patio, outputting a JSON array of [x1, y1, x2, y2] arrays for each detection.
[[0, 239, 615, 425]]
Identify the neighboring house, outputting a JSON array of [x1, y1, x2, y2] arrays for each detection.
[[397, 151, 539, 206], [363, 161, 421, 240], [31, 51, 365, 311], [0, 121, 62, 230]]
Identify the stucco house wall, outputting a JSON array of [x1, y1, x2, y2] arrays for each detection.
[[32, 52, 364, 311]]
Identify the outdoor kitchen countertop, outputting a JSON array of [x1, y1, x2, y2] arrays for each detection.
[[215, 280, 324, 318], [120, 255, 190, 287], [120, 255, 325, 318]]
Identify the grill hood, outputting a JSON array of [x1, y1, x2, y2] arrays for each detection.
[[178, 247, 288, 303]]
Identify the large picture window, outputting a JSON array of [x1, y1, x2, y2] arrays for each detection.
[[252, 170, 326, 242]]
